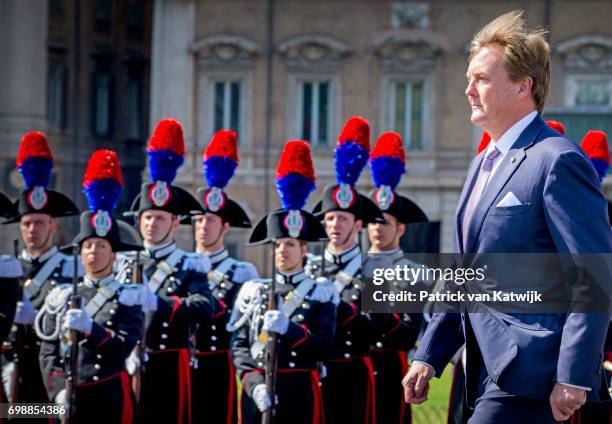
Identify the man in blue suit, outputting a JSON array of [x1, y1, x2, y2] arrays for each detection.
[[403, 10, 612, 423]]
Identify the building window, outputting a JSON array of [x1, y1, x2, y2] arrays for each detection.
[[126, 0, 145, 38], [49, 0, 64, 20], [124, 62, 144, 140], [94, 0, 112, 31], [389, 80, 425, 150], [299, 81, 330, 147], [212, 81, 241, 134], [571, 77, 612, 108], [47, 64, 67, 129], [91, 57, 114, 139]]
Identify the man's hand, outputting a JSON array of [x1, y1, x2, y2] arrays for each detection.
[[549, 383, 586, 421], [402, 362, 435, 404]]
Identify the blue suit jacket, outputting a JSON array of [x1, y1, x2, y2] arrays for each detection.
[[414, 115, 612, 400]]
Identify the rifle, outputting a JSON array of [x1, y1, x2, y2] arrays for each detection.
[[131, 251, 145, 402], [10, 238, 23, 403], [262, 243, 279, 424], [65, 244, 81, 423]]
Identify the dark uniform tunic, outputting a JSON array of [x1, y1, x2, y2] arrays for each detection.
[[36, 274, 143, 423], [192, 247, 258, 424], [117, 241, 214, 424], [2, 247, 79, 407], [368, 248, 424, 424], [0, 256, 21, 423], [307, 244, 376, 424], [230, 269, 337, 424]]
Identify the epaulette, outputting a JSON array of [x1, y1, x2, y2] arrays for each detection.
[[309, 276, 340, 305], [0, 255, 23, 278], [60, 253, 85, 279], [231, 260, 259, 283], [182, 250, 212, 273], [305, 253, 323, 276], [118, 284, 142, 306]]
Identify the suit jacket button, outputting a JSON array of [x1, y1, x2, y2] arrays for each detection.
[[162, 322, 169, 328], [161, 334, 168, 339], [109, 309, 116, 315], [376, 342, 383, 348], [344, 353, 351, 358], [211, 325, 216, 330], [106, 321, 113, 326], [290, 351, 297, 357], [352, 295, 358, 301], [93, 376, 99, 382], [96, 354, 102, 359], [211, 336, 217, 341], [289, 362, 295, 368], [345, 340, 352, 346], [159, 344, 166, 350], [257, 362, 264, 368], [94, 364, 101, 370]]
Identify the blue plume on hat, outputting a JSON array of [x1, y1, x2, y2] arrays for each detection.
[[82, 150, 124, 212], [203, 130, 239, 189], [16, 132, 53, 189], [369, 132, 406, 190], [276, 141, 316, 210], [335, 117, 370, 186], [147, 119, 185, 184]]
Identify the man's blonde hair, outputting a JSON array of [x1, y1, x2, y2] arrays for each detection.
[[469, 10, 550, 114]]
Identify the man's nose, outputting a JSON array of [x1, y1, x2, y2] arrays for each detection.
[[465, 79, 477, 97]]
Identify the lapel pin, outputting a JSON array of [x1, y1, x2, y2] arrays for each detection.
[[511, 157, 517, 164]]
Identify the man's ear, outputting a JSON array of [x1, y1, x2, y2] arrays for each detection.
[[517, 76, 533, 97], [397, 223, 406, 238], [49, 217, 58, 234], [172, 216, 181, 231], [354, 219, 363, 233], [222, 222, 231, 235]]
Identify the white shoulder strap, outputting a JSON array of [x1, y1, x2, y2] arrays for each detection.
[[24, 252, 66, 300], [148, 249, 185, 294]]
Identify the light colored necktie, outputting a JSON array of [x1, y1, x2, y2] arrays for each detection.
[[461, 147, 501, 251]]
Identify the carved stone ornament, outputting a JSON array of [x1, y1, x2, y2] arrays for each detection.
[[370, 29, 448, 72], [190, 34, 262, 68], [277, 34, 353, 69], [556, 35, 612, 71]]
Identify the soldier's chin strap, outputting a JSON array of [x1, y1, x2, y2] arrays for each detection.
[[88, 255, 115, 278]]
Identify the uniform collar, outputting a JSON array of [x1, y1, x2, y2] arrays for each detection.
[[143, 241, 176, 259], [20, 245, 58, 264], [324, 243, 360, 266], [83, 273, 115, 288], [205, 247, 229, 266], [275, 269, 307, 286], [368, 247, 404, 261]]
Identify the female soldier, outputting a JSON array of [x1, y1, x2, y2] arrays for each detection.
[[35, 150, 144, 422], [229, 141, 337, 424]]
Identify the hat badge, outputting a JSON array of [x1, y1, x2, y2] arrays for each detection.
[[374, 185, 395, 211], [91, 210, 112, 237], [149, 181, 171, 207], [333, 183, 355, 209], [204, 187, 225, 212], [27, 186, 48, 210], [284, 210, 304, 238]]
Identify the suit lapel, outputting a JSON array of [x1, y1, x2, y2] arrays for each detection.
[[455, 153, 485, 253], [464, 115, 547, 253]]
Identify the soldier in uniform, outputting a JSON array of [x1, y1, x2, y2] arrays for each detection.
[[1, 132, 79, 407], [191, 129, 258, 423], [367, 132, 429, 424], [0, 193, 22, 416], [229, 140, 336, 424], [308, 117, 385, 424], [570, 130, 612, 424], [118, 119, 215, 424], [34, 149, 144, 422]]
